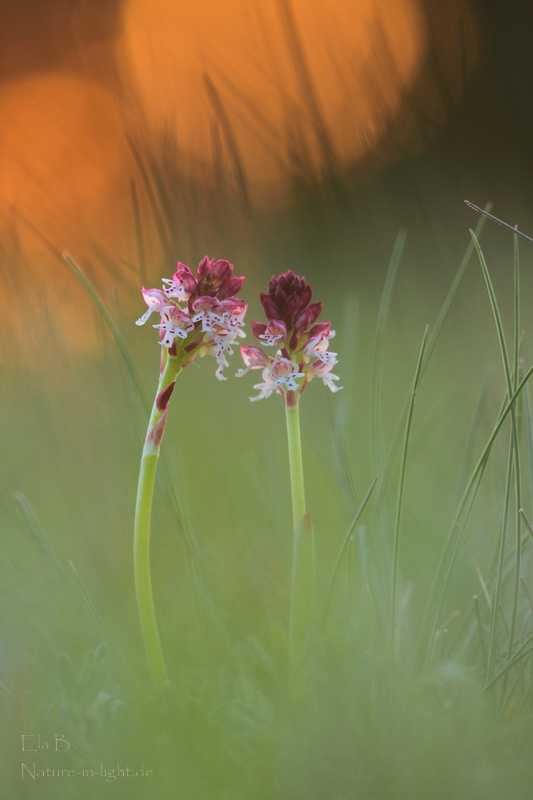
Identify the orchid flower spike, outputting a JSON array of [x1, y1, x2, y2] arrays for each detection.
[[136, 256, 246, 380], [238, 270, 342, 402], [133, 256, 247, 689]]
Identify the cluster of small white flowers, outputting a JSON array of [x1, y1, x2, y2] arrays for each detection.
[[303, 329, 337, 363], [136, 278, 247, 380], [249, 357, 305, 401], [237, 327, 342, 402], [162, 274, 192, 302], [257, 319, 287, 347]]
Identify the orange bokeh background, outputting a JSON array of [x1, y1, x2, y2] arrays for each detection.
[[120, 0, 425, 195], [0, 0, 480, 361]]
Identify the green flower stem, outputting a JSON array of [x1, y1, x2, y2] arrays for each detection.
[[134, 350, 181, 687], [285, 392, 315, 674], [285, 395, 306, 529]]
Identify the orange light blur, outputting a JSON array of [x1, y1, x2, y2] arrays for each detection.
[[0, 0, 480, 362], [120, 0, 426, 200]]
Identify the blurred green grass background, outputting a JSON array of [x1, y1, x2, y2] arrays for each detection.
[[3, 194, 533, 799]]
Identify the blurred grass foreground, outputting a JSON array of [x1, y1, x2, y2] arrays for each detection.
[[3, 206, 533, 800]]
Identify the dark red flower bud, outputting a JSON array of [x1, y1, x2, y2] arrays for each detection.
[[308, 302, 322, 326], [294, 306, 313, 336], [286, 292, 301, 320], [196, 255, 212, 280], [260, 293, 281, 321], [266, 274, 278, 293], [211, 259, 232, 282], [308, 321, 330, 339], [274, 285, 288, 308], [189, 255, 245, 304], [225, 276, 245, 296], [300, 284, 313, 306], [259, 270, 317, 334], [250, 320, 267, 339]]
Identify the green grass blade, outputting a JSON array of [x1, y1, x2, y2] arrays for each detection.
[[522, 364, 533, 512], [391, 325, 428, 657], [329, 295, 360, 510], [68, 561, 135, 681], [15, 491, 62, 568], [513, 232, 520, 391], [418, 363, 533, 668], [422, 205, 491, 374], [470, 231, 513, 396], [376, 209, 490, 507], [455, 370, 493, 504], [471, 230, 523, 660], [509, 233, 524, 660], [322, 476, 378, 627], [63, 253, 150, 414], [483, 633, 533, 691], [473, 595, 488, 675], [519, 508, 533, 539], [487, 440, 514, 682], [371, 230, 406, 477], [465, 200, 533, 244]]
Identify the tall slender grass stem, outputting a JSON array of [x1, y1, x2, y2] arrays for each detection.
[[418, 363, 533, 668], [371, 231, 406, 477], [487, 440, 514, 682], [391, 326, 428, 658], [323, 476, 377, 627], [376, 207, 488, 510], [471, 230, 523, 658]]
